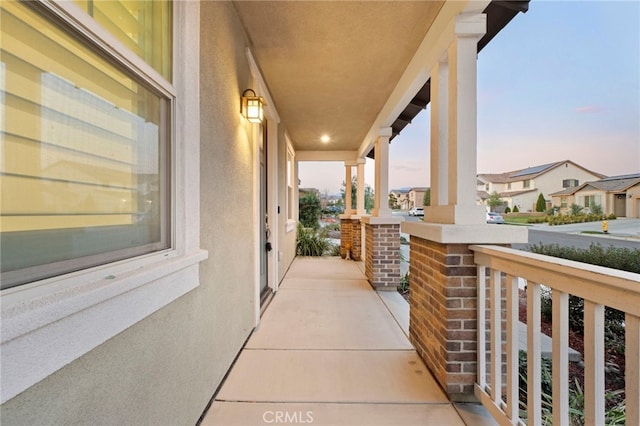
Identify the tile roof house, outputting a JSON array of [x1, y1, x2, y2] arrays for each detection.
[[477, 160, 606, 212], [550, 173, 640, 218]]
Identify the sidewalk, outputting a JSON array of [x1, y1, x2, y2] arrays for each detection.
[[201, 257, 493, 425]]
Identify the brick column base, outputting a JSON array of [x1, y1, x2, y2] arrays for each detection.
[[409, 237, 478, 401], [340, 217, 362, 261], [363, 221, 400, 290]]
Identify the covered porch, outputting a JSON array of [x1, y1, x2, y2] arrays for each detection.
[[202, 257, 493, 425]]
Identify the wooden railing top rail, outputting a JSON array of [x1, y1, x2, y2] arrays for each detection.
[[470, 244, 640, 316]]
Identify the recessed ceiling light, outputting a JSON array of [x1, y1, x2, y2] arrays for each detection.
[[320, 134, 330, 143]]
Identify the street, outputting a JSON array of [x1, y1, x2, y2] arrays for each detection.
[[396, 213, 640, 275]]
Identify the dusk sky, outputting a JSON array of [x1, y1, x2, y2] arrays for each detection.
[[299, 1, 640, 195]]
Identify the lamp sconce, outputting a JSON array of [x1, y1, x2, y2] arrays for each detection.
[[241, 89, 265, 123], [629, 194, 633, 199]]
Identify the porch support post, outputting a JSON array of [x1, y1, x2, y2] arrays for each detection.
[[372, 128, 393, 218], [340, 161, 362, 260], [344, 162, 353, 215], [402, 12, 530, 402], [424, 13, 487, 225], [402, 223, 527, 401], [356, 160, 366, 215], [430, 58, 448, 207]]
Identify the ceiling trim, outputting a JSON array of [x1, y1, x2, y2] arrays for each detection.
[[296, 150, 360, 162]]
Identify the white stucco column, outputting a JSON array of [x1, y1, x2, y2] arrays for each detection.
[[356, 159, 366, 215], [344, 162, 353, 215], [430, 59, 449, 207], [372, 128, 393, 217], [424, 13, 487, 225]]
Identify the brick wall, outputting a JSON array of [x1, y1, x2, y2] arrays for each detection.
[[364, 223, 400, 289], [408, 236, 478, 400], [340, 218, 362, 261]]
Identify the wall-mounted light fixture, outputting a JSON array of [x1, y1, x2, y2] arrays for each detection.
[[241, 89, 265, 123]]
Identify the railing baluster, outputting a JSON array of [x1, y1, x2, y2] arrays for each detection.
[[627, 314, 640, 426], [505, 274, 519, 424], [552, 290, 569, 426], [584, 301, 605, 426], [477, 265, 487, 390], [490, 269, 502, 405], [471, 245, 639, 426], [526, 281, 541, 426]]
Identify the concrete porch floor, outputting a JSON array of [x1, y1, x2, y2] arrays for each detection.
[[202, 257, 495, 425]]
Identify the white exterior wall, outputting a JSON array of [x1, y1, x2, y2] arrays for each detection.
[[0, 2, 297, 424]]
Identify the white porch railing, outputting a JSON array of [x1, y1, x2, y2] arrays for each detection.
[[471, 245, 640, 426]]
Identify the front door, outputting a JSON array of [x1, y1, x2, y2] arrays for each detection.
[[259, 121, 271, 305]]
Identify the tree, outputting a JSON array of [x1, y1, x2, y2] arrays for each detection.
[[535, 193, 547, 212], [422, 188, 431, 207], [299, 192, 321, 229], [487, 191, 504, 212], [389, 193, 398, 209], [341, 176, 374, 213]]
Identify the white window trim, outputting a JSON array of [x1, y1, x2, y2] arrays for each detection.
[[285, 135, 296, 233], [0, 1, 207, 403]]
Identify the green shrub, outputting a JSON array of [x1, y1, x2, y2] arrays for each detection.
[[504, 206, 511, 214], [519, 350, 626, 425], [296, 224, 331, 256], [536, 193, 547, 212], [513, 205, 520, 213], [590, 203, 603, 215], [569, 203, 584, 215], [398, 272, 409, 294]]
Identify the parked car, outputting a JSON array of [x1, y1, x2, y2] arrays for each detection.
[[409, 207, 424, 217], [486, 212, 505, 224]]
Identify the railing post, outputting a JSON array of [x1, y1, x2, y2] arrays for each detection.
[[526, 282, 542, 426], [627, 314, 640, 426], [552, 290, 569, 426], [585, 301, 605, 426]]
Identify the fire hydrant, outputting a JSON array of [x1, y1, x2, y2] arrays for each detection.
[[602, 220, 608, 234]]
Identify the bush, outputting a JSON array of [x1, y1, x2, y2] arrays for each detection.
[[296, 224, 331, 256], [513, 205, 520, 213], [536, 193, 547, 212], [519, 350, 626, 425], [504, 206, 511, 214]]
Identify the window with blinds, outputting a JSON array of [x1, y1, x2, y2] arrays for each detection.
[[0, 1, 172, 288], [72, 0, 172, 81]]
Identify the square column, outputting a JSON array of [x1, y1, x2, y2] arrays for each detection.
[[372, 128, 393, 218], [339, 216, 362, 261], [344, 162, 353, 215], [356, 160, 366, 215], [362, 216, 402, 290], [424, 13, 487, 225], [402, 221, 527, 401]]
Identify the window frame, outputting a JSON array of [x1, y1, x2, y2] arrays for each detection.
[[1, 1, 175, 288], [285, 135, 296, 233], [0, 0, 207, 404]]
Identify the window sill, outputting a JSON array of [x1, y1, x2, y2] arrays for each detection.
[[285, 219, 296, 233], [0, 249, 208, 403]]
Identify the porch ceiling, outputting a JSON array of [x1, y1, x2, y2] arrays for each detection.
[[233, 1, 444, 152]]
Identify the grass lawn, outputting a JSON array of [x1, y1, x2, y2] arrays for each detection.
[[504, 215, 541, 225]]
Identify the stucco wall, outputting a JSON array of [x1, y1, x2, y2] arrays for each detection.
[[1, 3, 261, 425]]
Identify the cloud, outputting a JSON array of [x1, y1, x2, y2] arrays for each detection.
[[574, 105, 602, 114]]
